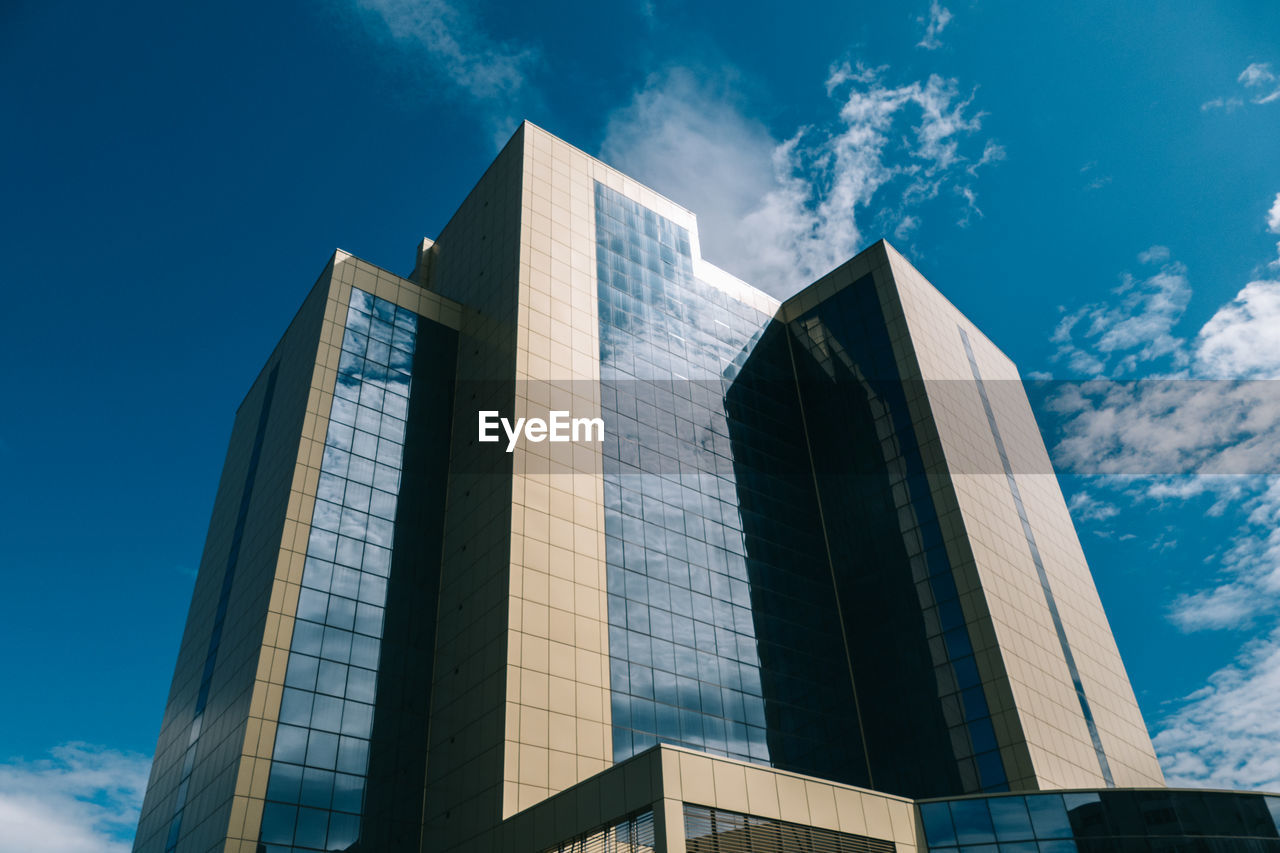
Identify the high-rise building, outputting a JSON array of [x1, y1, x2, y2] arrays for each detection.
[[133, 123, 1280, 853]]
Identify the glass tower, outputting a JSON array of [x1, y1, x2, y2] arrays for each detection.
[[133, 123, 1181, 853]]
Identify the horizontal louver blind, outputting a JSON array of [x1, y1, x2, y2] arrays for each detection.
[[685, 805, 895, 853], [545, 809, 656, 853]]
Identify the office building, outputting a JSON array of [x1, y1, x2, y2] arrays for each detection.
[[133, 123, 1278, 853]]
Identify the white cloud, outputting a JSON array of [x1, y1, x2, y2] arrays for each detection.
[[966, 140, 1006, 177], [597, 69, 786, 281], [1238, 63, 1275, 87], [1203, 61, 1280, 111], [348, 0, 538, 143], [955, 185, 981, 226], [1267, 192, 1280, 268], [0, 743, 150, 853], [917, 1, 953, 51], [1039, 198, 1280, 785], [1200, 96, 1244, 112], [1168, 477, 1280, 631], [1239, 62, 1280, 104], [1137, 244, 1170, 264], [1049, 248, 1192, 377], [1195, 281, 1280, 378], [1153, 628, 1280, 789], [1046, 382, 1280, 479], [1068, 490, 1120, 522], [600, 63, 999, 296], [895, 214, 920, 241]]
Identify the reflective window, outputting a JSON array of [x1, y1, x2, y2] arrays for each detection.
[[921, 790, 1280, 851], [257, 289, 418, 852], [595, 183, 772, 766], [595, 184, 866, 778]]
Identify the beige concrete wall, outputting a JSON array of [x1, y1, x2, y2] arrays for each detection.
[[876, 241, 1163, 790], [504, 125, 613, 816]]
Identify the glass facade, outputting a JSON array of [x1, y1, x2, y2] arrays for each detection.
[[164, 366, 280, 853], [921, 790, 1280, 852], [596, 181, 773, 766], [593, 185, 1015, 797], [725, 321, 874, 787], [786, 279, 1007, 797], [594, 184, 870, 782], [257, 290, 424, 852]]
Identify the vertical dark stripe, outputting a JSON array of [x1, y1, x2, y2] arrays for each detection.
[[165, 364, 280, 851], [781, 322, 876, 789], [957, 327, 1114, 786]]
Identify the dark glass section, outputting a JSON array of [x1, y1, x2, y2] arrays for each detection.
[[165, 365, 280, 853], [786, 276, 1004, 797], [359, 313, 457, 851], [726, 322, 871, 786], [921, 790, 1280, 851], [686, 804, 895, 852]]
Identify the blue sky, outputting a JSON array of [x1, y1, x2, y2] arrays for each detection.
[[3, 0, 1280, 848]]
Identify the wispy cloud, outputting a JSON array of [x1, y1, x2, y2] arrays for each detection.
[[346, 0, 539, 144], [1154, 628, 1280, 789], [1044, 382, 1280, 488], [0, 743, 150, 853], [1050, 247, 1191, 377], [1239, 62, 1280, 104], [1080, 160, 1112, 191], [955, 184, 981, 226], [1268, 192, 1280, 268], [1167, 478, 1280, 631], [1068, 490, 1120, 522], [895, 214, 920, 241], [600, 63, 1000, 296], [967, 140, 1006, 177], [1200, 96, 1244, 113], [1202, 61, 1280, 111], [916, 1, 953, 51], [1043, 198, 1280, 786]]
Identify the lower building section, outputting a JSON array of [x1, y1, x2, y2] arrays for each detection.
[[920, 788, 1280, 852], [483, 744, 923, 853], [485, 744, 1280, 853]]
